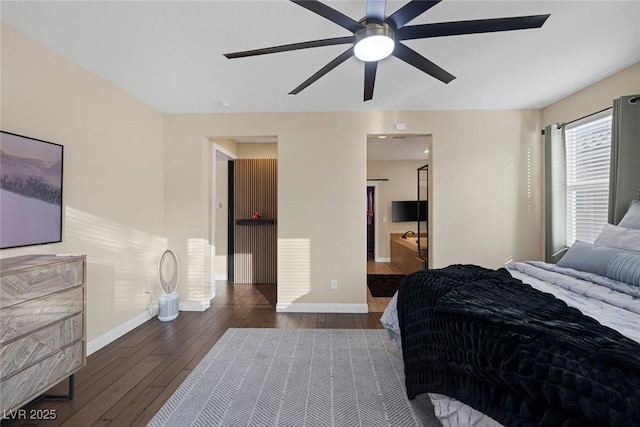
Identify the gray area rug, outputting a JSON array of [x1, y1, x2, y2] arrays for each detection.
[[148, 328, 440, 426]]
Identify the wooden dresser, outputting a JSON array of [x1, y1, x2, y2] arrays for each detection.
[[0, 255, 86, 413]]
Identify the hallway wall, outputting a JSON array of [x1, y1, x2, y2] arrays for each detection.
[[233, 159, 278, 283]]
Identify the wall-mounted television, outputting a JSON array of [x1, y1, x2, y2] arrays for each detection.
[[0, 131, 63, 249], [391, 200, 427, 222]]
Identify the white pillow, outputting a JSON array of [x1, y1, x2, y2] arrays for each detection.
[[594, 223, 640, 252], [618, 200, 640, 230]]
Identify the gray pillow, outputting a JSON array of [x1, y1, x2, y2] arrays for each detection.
[[557, 241, 640, 287], [594, 223, 640, 252], [608, 252, 640, 288], [619, 200, 640, 230]]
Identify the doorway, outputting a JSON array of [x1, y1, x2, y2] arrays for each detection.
[[366, 134, 431, 274], [211, 137, 278, 291]]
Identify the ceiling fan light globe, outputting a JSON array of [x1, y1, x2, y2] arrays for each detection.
[[354, 35, 395, 61], [354, 23, 395, 62]]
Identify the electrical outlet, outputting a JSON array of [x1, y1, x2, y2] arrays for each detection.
[[330, 279, 338, 290]]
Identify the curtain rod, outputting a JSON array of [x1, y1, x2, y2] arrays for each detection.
[[542, 106, 613, 135], [542, 96, 639, 135], [559, 106, 612, 128]]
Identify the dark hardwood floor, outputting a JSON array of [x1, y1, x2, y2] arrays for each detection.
[[3, 282, 386, 427]]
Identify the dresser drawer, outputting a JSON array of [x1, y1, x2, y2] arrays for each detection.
[[0, 314, 83, 380], [0, 287, 84, 345], [0, 341, 84, 412], [1, 259, 84, 309]]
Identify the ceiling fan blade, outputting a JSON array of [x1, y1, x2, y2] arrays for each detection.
[[398, 15, 551, 41], [366, 0, 387, 24], [392, 42, 455, 84], [364, 61, 378, 101], [290, 48, 354, 95], [387, 1, 441, 28], [224, 36, 354, 59], [290, 0, 365, 33]]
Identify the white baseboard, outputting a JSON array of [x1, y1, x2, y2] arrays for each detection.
[[276, 302, 368, 313], [179, 300, 210, 311], [215, 274, 228, 281], [87, 308, 155, 356], [375, 257, 391, 263]]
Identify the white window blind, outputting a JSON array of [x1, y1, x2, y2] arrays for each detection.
[[565, 110, 612, 245]]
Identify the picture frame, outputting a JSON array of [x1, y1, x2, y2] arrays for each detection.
[[0, 131, 64, 249]]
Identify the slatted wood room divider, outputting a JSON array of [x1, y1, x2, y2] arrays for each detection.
[[233, 159, 277, 284]]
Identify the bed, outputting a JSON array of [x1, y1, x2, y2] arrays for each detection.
[[381, 200, 640, 427]]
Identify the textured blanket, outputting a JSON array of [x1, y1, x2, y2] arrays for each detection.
[[397, 264, 640, 427]]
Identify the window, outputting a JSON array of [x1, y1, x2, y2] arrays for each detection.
[[564, 110, 612, 245]]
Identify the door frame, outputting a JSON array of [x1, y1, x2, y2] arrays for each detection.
[[211, 143, 237, 298], [367, 181, 382, 262]]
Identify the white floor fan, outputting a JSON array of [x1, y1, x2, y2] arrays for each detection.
[[157, 249, 179, 321]]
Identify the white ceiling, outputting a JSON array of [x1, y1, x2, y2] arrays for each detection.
[[2, 1, 639, 114]]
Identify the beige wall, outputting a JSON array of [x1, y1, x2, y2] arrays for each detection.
[[4, 18, 634, 348], [238, 143, 277, 159], [367, 159, 428, 260], [542, 62, 640, 126], [164, 109, 543, 310], [0, 23, 165, 349]]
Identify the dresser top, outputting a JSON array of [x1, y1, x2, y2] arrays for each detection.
[[1, 254, 86, 276]]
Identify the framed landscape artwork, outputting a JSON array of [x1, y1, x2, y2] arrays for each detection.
[[0, 131, 64, 249]]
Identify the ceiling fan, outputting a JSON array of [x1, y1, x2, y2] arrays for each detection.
[[224, 0, 550, 101]]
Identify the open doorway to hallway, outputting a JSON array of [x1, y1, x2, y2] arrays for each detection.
[[211, 137, 278, 302], [366, 134, 431, 312]]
